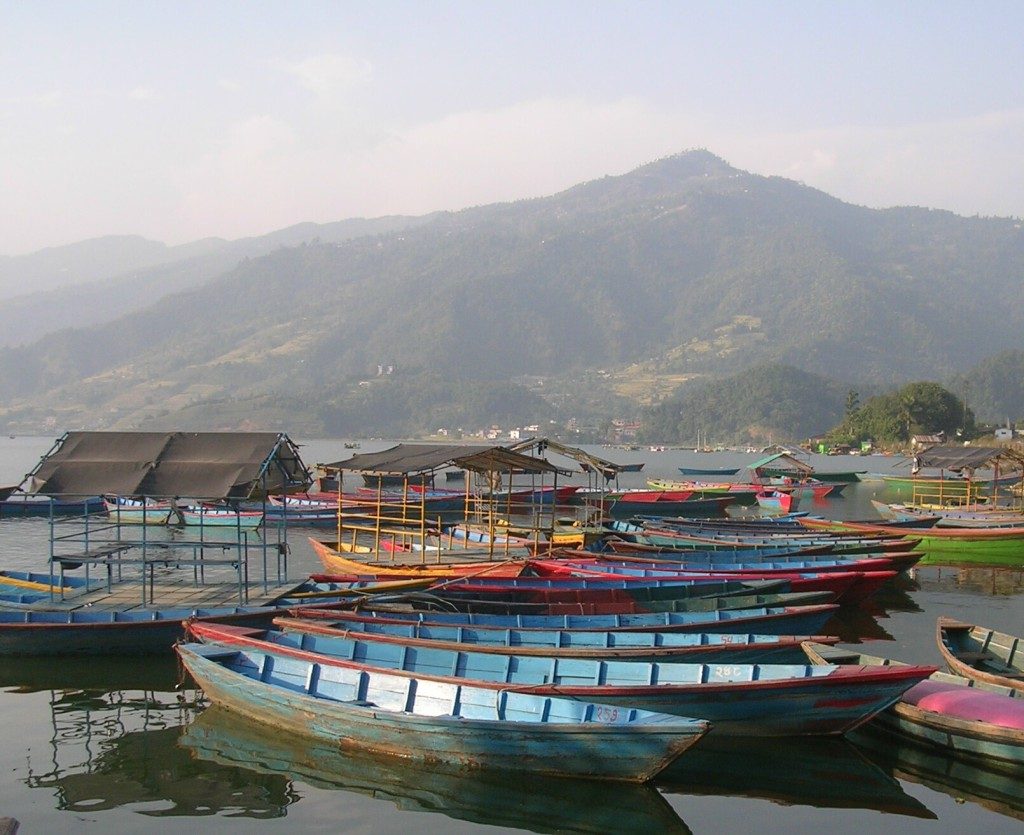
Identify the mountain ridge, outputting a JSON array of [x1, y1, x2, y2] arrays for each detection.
[[1, 150, 1022, 434]]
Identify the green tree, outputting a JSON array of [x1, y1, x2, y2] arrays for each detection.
[[827, 381, 973, 446], [844, 389, 860, 418]]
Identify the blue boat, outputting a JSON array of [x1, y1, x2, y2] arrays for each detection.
[[0, 579, 398, 656], [0, 493, 104, 518], [0, 569, 99, 608], [190, 621, 935, 736], [177, 641, 709, 781], [337, 604, 841, 636], [278, 612, 837, 663], [0, 605, 320, 656], [423, 588, 836, 616], [192, 618, 937, 737], [678, 467, 741, 477]]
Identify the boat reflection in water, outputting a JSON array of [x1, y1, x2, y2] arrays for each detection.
[[852, 727, 1024, 825], [0, 654, 182, 693], [180, 706, 691, 834], [9, 659, 292, 819], [656, 735, 934, 819]]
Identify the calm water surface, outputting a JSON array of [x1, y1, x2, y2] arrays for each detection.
[[1, 436, 1023, 833]]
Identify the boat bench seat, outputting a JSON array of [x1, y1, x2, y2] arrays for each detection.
[[956, 650, 998, 664]]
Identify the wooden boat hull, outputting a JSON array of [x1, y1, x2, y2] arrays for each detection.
[[0, 606, 298, 656], [678, 467, 740, 477], [178, 642, 707, 781], [759, 468, 863, 483], [526, 563, 895, 606], [189, 622, 934, 737], [0, 495, 104, 518], [103, 498, 175, 525], [278, 614, 839, 663], [296, 603, 841, 636], [880, 473, 1021, 502], [421, 590, 837, 617], [0, 570, 99, 608], [871, 499, 1024, 528], [799, 519, 1024, 566], [583, 494, 735, 517], [755, 491, 797, 514], [181, 508, 264, 528], [806, 643, 1024, 770], [877, 696, 1024, 768], [938, 618, 1024, 692], [310, 538, 529, 578]]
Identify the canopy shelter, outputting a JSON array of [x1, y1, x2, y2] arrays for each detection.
[[324, 443, 567, 477], [321, 443, 571, 560], [748, 451, 815, 476], [899, 445, 1024, 510], [24, 431, 311, 500], [911, 446, 1024, 473], [509, 438, 624, 480]]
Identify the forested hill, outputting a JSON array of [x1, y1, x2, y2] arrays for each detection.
[[0, 215, 430, 348], [948, 351, 1024, 423], [1, 149, 1023, 432], [639, 364, 855, 444]]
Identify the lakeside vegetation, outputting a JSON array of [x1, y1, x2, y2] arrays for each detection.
[[825, 382, 974, 447]]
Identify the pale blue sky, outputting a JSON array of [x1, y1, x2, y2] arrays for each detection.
[[2, 1, 1022, 253]]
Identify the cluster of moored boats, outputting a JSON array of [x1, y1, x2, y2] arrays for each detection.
[[165, 513, 1024, 783], [4, 437, 1024, 788]]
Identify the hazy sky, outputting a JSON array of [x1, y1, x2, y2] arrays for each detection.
[[3, 1, 1023, 254]]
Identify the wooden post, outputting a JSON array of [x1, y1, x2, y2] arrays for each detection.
[[418, 475, 426, 565], [374, 476, 383, 561]]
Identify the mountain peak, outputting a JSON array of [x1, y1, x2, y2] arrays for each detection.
[[636, 149, 739, 179], [559, 149, 745, 205]]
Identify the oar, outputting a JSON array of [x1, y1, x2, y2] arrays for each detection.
[[0, 575, 66, 593]]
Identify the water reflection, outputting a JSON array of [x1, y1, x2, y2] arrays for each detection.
[[910, 565, 1024, 596], [181, 706, 690, 834], [851, 727, 1024, 824], [11, 665, 293, 819], [0, 655, 181, 693], [657, 735, 934, 819]]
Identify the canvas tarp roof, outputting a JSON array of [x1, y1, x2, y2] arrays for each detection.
[[26, 431, 310, 499], [912, 446, 1024, 472], [509, 438, 623, 478], [324, 443, 565, 476], [748, 452, 814, 474]]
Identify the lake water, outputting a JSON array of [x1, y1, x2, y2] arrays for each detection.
[[0, 436, 1022, 834]]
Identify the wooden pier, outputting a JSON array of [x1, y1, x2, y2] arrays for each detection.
[[39, 567, 306, 612]]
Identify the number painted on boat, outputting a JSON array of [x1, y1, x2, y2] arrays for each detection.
[[713, 666, 743, 678], [594, 705, 620, 723]]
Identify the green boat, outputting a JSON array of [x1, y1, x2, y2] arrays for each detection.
[[759, 468, 864, 483], [796, 515, 1024, 567], [880, 473, 1021, 502]]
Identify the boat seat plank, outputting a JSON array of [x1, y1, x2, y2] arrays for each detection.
[[957, 651, 998, 664]]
